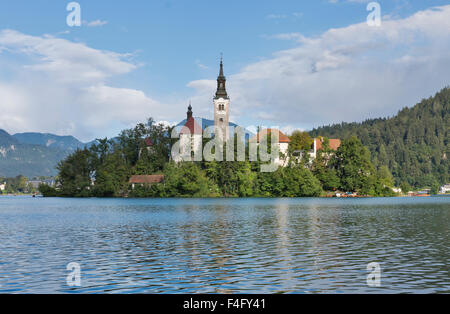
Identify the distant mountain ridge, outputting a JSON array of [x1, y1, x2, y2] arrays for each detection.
[[0, 129, 92, 178], [13, 132, 86, 152]]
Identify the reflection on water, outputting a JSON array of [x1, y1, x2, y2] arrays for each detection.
[[0, 196, 448, 294]]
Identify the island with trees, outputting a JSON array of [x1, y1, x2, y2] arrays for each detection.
[[39, 87, 449, 199]]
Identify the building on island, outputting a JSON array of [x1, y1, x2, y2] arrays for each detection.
[[176, 103, 203, 161], [129, 175, 165, 189], [310, 137, 342, 159], [440, 184, 450, 194], [249, 129, 291, 167], [174, 58, 342, 166], [0, 182, 5, 191]]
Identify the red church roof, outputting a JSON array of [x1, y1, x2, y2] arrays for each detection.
[[250, 129, 291, 143], [180, 117, 203, 135]]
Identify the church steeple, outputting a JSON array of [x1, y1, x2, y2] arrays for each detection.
[[213, 55, 230, 143], [215, 56, 228, 99], [187, 101, 193, 120]]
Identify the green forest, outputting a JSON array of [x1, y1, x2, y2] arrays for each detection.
[[310, 87, 449, 190], [40, 118, 397, 198]]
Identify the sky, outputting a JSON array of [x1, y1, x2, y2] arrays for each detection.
[[0, 0, 449, 142]]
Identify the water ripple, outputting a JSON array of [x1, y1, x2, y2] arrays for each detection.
[[0, 196, 448, 293]]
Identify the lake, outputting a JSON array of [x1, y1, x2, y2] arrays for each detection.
[[0, 196, 448, 294]]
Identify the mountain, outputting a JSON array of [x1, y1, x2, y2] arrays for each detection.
[[0, 129, 19, 146], [0, 130, 92, 178], [310, 87, 450, 188], [13, 132, 86, 152]]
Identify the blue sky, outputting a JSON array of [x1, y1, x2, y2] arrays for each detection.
[[0, 0, 449, 141]]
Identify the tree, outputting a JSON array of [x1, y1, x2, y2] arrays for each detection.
[[400, 181, 413, 194], [57, 148, 95, 197], [333, 137, 376, 193], [93, 151, 131, 197], [163, 162, 218, 198], [377, 165, 394, 188], [39, 184, 59, 197], [254, 167, 322, 197], [289, 131, 313, 152], [312, 138, 340, 191]]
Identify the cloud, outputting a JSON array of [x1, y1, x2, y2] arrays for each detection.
[[189, 5, 450, 131], [1, 5, 449, 142], [0, 30, 163, 141]]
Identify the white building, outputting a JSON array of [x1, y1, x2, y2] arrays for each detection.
[[440, 184, 450, 194], [310, 137, 342, 159], [250, 129, 291, 167], [175, 104, 203, 162], [0, 182, 6, 191]]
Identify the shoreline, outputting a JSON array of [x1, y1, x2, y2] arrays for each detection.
[[3, 194, 449, 199]]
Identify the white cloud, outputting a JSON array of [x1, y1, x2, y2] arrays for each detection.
[[0, 30, 164, 141], [0, 5, 449, 142], [189, 5, 450, 131]]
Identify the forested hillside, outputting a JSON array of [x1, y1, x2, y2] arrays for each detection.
[[310, 87, 449, 188], [0, 129, 82, 178]]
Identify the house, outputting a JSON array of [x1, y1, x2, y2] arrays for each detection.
[[439, 184, 450, 194], [310, 137, 342, 159], [249, 129, 291, 167], [0, 182, 6, 191], [129, 175, 165, 189]]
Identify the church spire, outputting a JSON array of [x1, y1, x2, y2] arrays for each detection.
[[215, 55, 228, 99], [219, 55, 224, 77], [187, 101, 193, 120]]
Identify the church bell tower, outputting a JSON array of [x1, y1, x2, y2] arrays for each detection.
[[214, 57, 230, 143]]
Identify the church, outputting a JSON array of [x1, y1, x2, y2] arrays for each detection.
[[179, 58, 232, 144], [176, 58, 236, 161], [177, 59, 341, 165], [177, 59, 293, 164]]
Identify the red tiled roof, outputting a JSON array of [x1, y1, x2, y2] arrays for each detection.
[[129, 175, 165, 184], [250, 129, 291, 143], [144, 138, 153, 147], [315, 138, 341, 151], [180, 117, 203, 135]]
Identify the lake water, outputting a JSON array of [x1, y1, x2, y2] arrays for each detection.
[[0, 196, 448, 294]]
